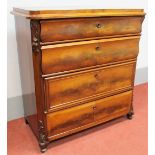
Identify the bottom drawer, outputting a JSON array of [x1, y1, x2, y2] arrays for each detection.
[[94, 91, 132, 121], [46, 102, 94, 135], [46, 91, 132, 139]]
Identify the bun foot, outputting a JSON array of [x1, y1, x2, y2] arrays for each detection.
[[24, 117, 29, 124], [40, 147, 47, 153], [39, 142, 47, 153], [127, 111, 134, 120], [38, 120, 48, 153]]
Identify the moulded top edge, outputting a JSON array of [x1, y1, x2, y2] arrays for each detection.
[[11, 8, 146, 19]]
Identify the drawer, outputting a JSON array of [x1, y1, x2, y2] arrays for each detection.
[[40, 16, 143, 43], [44, 62, 135, 109], [46, 91, 131, 137], [42, 37, 139, 75], [46, 101, 94, 136], [94, 91, 132, 121]]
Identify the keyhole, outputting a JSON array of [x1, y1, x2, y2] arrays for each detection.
[[96, 23, 102, 28]]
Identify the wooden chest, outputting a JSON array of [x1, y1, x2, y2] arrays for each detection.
[[12, 8, 145, 152]]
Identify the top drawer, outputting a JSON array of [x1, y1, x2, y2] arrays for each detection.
[[40, 16, 144, 43]]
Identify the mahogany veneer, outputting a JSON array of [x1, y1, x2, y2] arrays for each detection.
[[12, 8, 145, 152]]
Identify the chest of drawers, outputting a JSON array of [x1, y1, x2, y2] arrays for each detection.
[[12, 8, 145, 152]]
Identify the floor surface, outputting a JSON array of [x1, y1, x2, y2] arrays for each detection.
[[7, 83, 148, 155]]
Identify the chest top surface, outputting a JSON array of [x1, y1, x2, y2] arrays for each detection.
[[11, 8, 145, 19]]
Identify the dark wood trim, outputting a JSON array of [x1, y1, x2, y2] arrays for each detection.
[[30, 20, 49, 151], [30, 20, 41, 53], [38, 120, 48, 152], [127, 59, 137, 119]]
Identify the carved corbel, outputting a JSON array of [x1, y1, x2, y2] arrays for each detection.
[[30, 20, 41, 53]]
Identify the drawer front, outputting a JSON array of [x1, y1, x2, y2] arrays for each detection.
[[46, 102, 94, 136], [44, 62, 135, 108], [42, 37, 139, 75], [40, 17, 143, 43], [46, 91, 131, 137], [94, 91, 132, 121]]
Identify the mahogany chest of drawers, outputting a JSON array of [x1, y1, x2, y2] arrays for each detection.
[[12, 8, 145, 152]]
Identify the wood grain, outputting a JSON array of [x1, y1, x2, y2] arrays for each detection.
[[44, 62, 135, 108], [42, 36, 140, 75], [46, 102, 94, 135], [94, 91, 132, 121], [11, 8, 145, 19], [12, 8, 145, 152], [47, 91, 131, 138], [40, 16, 144, 43]]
